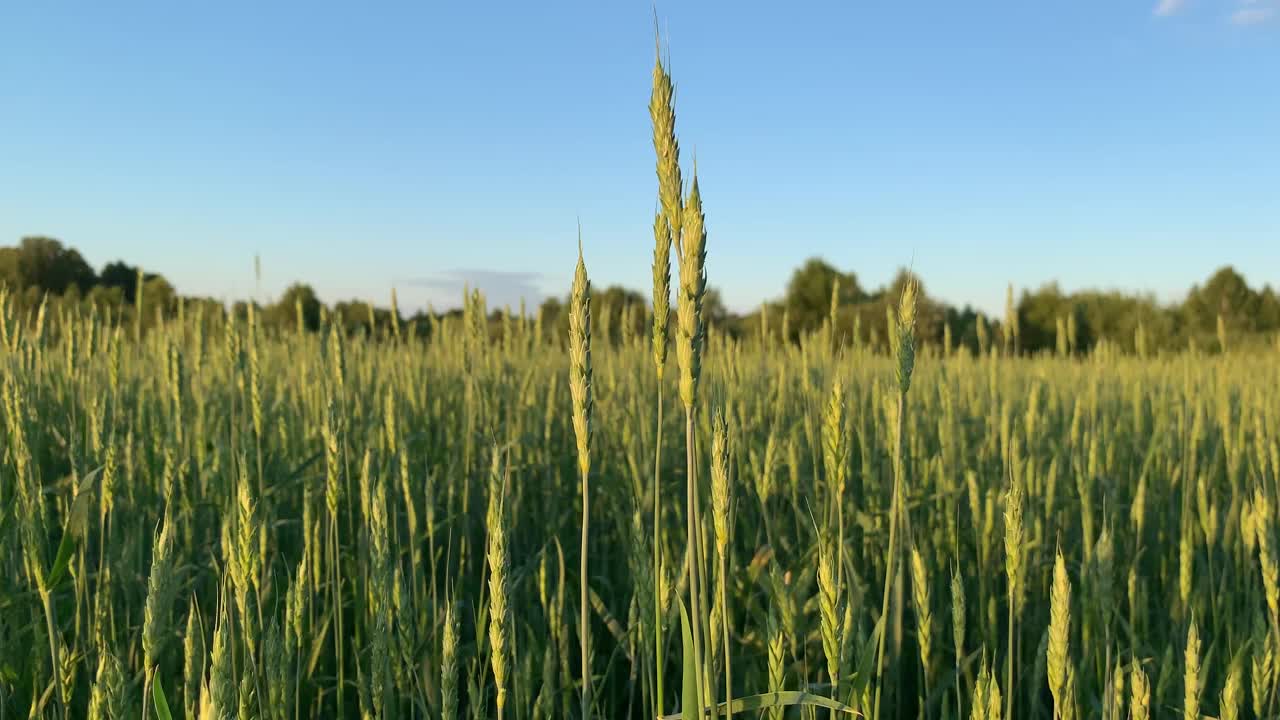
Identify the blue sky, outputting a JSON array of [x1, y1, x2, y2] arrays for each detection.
[[2, 1, 1277, 316]]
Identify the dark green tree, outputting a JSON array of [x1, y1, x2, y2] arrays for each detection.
[[5, 236, 97, 294], [1184, 266, 1261, 334], [99, 260, 149, 303], [783, 258, 864, 338], [270, 283, 324, 332]]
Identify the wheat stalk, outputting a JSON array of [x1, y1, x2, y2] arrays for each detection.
[[569, 238, 594, 720], [487, 450, 513, 720]]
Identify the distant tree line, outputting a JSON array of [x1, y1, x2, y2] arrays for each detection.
[[1, 235, 1277, 354]]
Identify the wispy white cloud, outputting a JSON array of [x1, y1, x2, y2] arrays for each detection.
[[406, 269, 548, 310], [1153, 0, 1278, 26], [1229, 5, 1276, 23]]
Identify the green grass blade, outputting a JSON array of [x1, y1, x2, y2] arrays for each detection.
[[679, 597, 698, 720], [152, 674, 174, 720], [47, 467, 102, 589], [306, 608, 334, 679], [853, 614, 885, 696]]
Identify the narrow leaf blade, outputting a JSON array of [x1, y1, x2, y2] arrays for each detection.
[[47, 467, 102, 589], [679, 598, 698, 720], [152, 675, 175, 720]]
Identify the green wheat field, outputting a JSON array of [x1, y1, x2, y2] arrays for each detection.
[[5, 41, 1280, 720]]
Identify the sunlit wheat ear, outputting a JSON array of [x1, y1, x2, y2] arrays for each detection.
[[1254, 486, 1280, 626], [710, 411, 731, 556], [894, 277, 919, 393], [327, 313, 346, 394], [322, 395, 341, 519], [1000, 472, 1024, 720], [88, 649, 126, 720], [709, 597, 723, 668], [759, 301, 769, 345], [208, 601, 235, 720], [767, 609, 785, 720], [441, 599, 459, 720], [1221, 660, 1243, 720], [816, 536, 842, 696], [569, 244, 593, 481], [487, 451, 512, 719], [232, 459, 261, 658], [1252, 616, 1276, 718], [822, 378, 846, 497], [1178, 525, 1193, 616], [649, 50, 683, 256], [986, 669, 1004, 720], [828, 276, 841, 335], [142, 504, 178, 676], [652, 210, 672, 377], [1105, 659, 1125, 720], [265, 617, 288, 715], [246, 304, 262, 442], [1184, 616, 1201, 720], [287, 553, 308, 648], [1060, 666, 1077, 720], [970, 659, 989, 720], [389, 286, 401, 340], [1131, 469, 1148, 539], [971, 659, 1003, 720], [183, 600, 205, 720], [1047, 548, 1071, 720], [1130, 658, 1150, 720], [909, 545, 933, 683], [1091, 525, 1115, 619], [1003, 482, 1024, 605], [950, 563, 966, 709], [677, 173, 707, 411], [237, 670, 256, 719]]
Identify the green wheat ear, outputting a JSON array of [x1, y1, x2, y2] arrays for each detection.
[[893, 277, 919, 394]]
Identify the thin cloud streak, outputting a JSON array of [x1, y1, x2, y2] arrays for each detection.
[[1229, 6, 1275, 24], [1154, 0, 1187, 16], [405, 269, 548, 311]]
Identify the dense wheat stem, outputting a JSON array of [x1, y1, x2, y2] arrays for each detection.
[[722, 549, 732, 720], [874, 389, 907, 720], [42, 590, 66, 720], [580, 459, 591, 719], [686, 411, 708, 714], [654, 388, 665, 711]]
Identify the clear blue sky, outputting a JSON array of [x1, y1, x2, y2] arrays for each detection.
[[2, 1, 1277, 316]]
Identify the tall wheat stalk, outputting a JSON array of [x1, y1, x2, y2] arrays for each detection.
[[710, 411, 733, 720], [569, 239, 594, 720], [649, 40, 680, 714], [875, 278, 917, 720]]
